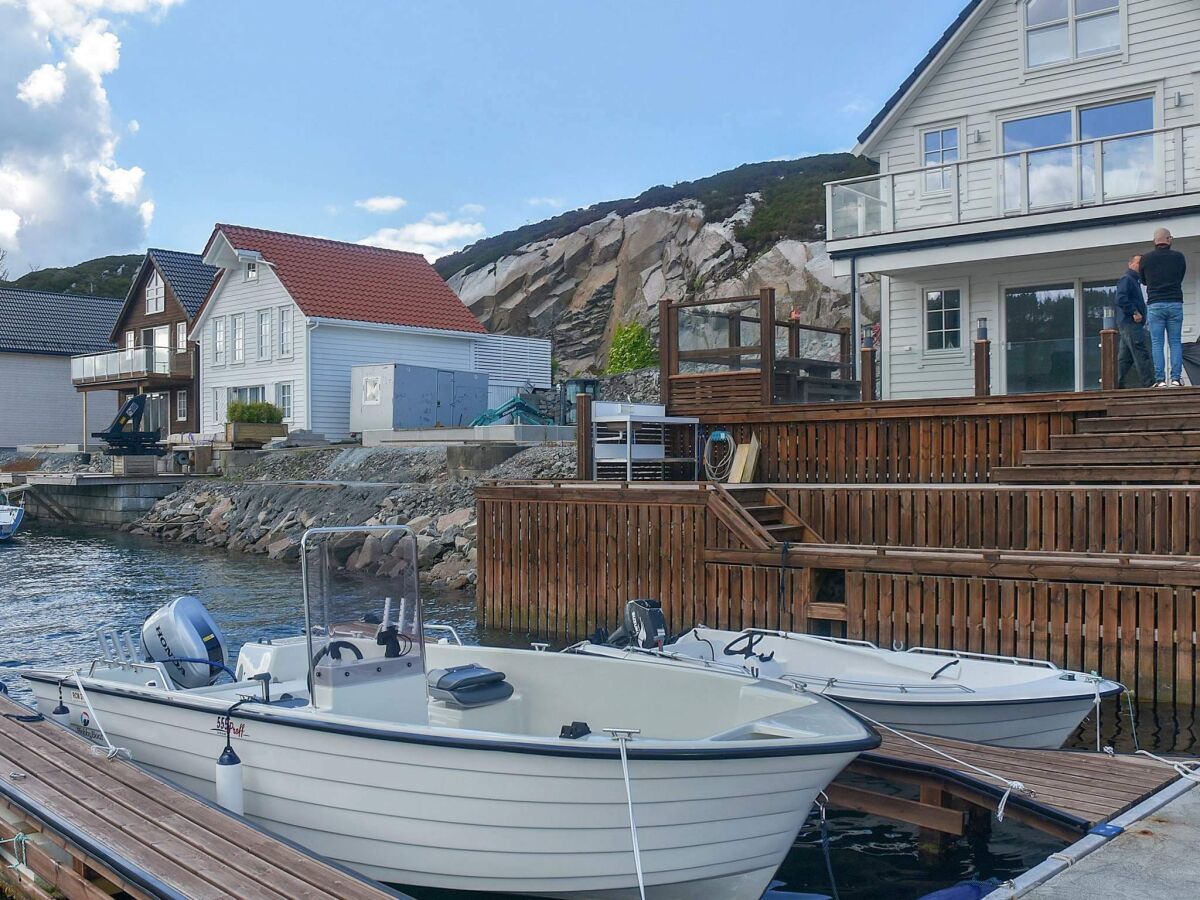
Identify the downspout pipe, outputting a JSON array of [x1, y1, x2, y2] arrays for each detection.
[[850, 255, 860, 383]]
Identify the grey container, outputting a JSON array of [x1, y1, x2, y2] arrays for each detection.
[[350, 364, 489, 432]]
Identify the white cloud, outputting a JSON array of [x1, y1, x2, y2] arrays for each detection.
[[0, 1, 177, 270], [127, 118, 139, 133], [16, 63, 67, 107], [358, 214, 487, 261], [458, 202, 485, 216], [527, 196, 564, 208], [354, 195, 407, 214]]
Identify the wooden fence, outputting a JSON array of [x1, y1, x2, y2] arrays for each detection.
[[476, 483, 1199, 705]]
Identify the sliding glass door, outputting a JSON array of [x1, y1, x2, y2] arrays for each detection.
[[1005, 279, 1120, 394]]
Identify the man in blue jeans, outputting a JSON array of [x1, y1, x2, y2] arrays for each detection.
[[1139, 227, 1187, 387], [1115, 255, 1154, 388]]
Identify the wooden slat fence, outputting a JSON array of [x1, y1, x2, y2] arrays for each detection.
[[477, 483, 1199, 705], [774, 485, 1200, 556]]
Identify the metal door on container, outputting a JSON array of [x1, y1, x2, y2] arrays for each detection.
[[436, 370, 455, 426]]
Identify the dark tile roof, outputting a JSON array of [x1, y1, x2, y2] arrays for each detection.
[[0, 288, 123, 356], [147, 248, 219, 317], [857, 0, 986, 146], [200, 224, 486, 334]]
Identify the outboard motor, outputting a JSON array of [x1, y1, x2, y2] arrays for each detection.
[[606, 599, 668, 649], [141, 596, 228, 688]]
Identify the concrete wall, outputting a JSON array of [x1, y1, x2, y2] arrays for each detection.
[[0, 352, 118, 448], [21, 479, 184, 526]]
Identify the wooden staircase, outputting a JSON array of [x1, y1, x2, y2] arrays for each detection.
[[992, 389, 1200, 484], [725, 486, 823, 544]]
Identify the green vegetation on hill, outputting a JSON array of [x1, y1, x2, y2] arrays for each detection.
[[433, 153, 876, 279], [0, 253, 142, 298]]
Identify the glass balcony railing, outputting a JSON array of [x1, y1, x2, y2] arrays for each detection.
[[827, 124, 1200, 241], [71, 346, 172, 383]]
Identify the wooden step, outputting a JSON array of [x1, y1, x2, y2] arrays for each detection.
[[992, 464, 1200, 484], [764, 523, 812, 540], [1078, 414, 1200, 434], [1022, 447, 1200, 466], [743, 504, 784, 524], [1051, 430, 1200, 450]]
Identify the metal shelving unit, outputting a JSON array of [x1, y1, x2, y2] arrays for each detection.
[[591, 404, 700, 481]]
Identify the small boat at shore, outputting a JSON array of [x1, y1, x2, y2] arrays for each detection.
[[574, 602, 1123, 750], [23, 527, 878, 900], [0, 502, 23, 542]]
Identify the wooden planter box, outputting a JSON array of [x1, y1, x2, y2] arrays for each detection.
[[224, 422, 288, 448]]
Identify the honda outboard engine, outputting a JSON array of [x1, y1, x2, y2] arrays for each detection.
[[606, 599, 668, 649], [141, 596, 228, 689]]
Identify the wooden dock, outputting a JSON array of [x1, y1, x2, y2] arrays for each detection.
[[829, 731, 1185, 843], [0, 693, 405, 900]]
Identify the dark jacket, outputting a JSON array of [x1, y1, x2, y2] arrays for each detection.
[[1115, 268, 1147, 327], [1139, 245, 1187, 304]]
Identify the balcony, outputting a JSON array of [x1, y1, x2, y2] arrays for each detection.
[[827, 125, 1200, 243], [71, 346, 188, 387]]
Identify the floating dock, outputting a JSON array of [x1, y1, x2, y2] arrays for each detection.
[[829, 731, 1185, 843], [0, 692, 406, 900]]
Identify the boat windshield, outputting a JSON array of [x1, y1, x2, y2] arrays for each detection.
[[301, 526, 424, 712]]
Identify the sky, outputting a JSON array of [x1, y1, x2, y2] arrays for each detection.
[[0, 0, 966, 273]]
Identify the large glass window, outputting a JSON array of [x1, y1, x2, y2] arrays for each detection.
[[923, 127, 959, 192], [1005, 284, 1077, 394], [1081, 280, 1117, 390], [1004, 111, 1074, 210], [1080, 97, 1155, 201], [1026, 0, 1120, 69], [925, 289, 962, 351]]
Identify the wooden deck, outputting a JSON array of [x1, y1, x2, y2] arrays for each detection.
[[835, 731, 1186, 843], [0, 693, 404, 900]]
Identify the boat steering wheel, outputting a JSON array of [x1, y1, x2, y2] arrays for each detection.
[[311, 640, 365, 668]]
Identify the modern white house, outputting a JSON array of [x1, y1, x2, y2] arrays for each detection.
[[826, 0, 1200, 398], [191, 224, 551, 438], [0, 288, 120, 449]]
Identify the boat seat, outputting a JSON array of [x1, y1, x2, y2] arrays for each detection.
[[426, 664, 513, 709]]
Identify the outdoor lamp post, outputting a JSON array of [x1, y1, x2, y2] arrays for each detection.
[[974, 316, 991, 397], [1100, 306, 1119, 390], [860, 323, 878, 402]]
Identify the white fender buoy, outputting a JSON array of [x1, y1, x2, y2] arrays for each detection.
[[50, 701, 70, 728], [215, 743, 244, 815]]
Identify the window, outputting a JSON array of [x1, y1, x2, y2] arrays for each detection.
[[213, 387, 226, 425], [213, 317, 227, 365], [1025, 0, 1120, 69], [362, 375, 382, 405], [228, 386, 265, 404], [925, 289, 962, 351], [1005, 284, 1077, 393], [145, 270, 165, 314], [257, 310, 272, 361], [245, 261, 258, 282], [176, 321, 188, 354], [277, 306, 293, 357], [275, 382, 293, 420], [176, 390, 188, 422], [232, 314, 245, 363], [124, 330, 135, 349], [922, 127, 959, 192]]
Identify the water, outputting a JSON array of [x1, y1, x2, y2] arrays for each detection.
[[4, 522, 1195, 899]]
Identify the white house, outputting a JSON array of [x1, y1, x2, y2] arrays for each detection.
[[0, 288, 119, 449], [191, 224, 550, 437], [826, 0, 1200, 398]]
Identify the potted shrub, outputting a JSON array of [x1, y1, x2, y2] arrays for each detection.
[[225, 401, 288, 447]]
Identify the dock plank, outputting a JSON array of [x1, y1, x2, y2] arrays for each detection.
[[0, 693, 402, 900]]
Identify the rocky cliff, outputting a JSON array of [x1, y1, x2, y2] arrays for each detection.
[[446, 196, 877, 374]]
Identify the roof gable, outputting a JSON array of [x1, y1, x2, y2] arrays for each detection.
[[148, 248, 219, 317], [855, 0, 991, 154], [201, 224, 486, 334], [0, 288, 123, 356]]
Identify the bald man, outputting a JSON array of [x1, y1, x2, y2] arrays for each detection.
[[1140, 227, 1187, 387]]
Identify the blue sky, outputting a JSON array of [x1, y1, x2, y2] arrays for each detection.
[[1, 0, 966, 269]]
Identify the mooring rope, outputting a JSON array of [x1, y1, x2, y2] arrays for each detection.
[[1089, 675, 1103, 753], [1125, 690, 1141, 753], [820, 695, 1032, 822], [70, 673, 130, 761], [1134, 750, 1200, 783], [0, 833, 28, 869], [605, 728, 646, 900], [814, 791, 841, 900]]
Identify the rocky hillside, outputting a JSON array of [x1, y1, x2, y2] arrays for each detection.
[[440, 154, 878, 373], [0, 253, 142, 298]]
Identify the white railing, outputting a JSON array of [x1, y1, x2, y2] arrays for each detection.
[[71, 346, 171, 383], [827, 124, 1200, 240]]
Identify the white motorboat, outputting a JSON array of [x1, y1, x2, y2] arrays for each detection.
[[23, 527, 878, 900], [574, 602, 1123, 750], [0, 502, 23, 542]]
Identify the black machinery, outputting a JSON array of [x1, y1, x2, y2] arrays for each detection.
[[92, 394, 167, 457]]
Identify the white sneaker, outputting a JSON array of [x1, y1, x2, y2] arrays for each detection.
[[1154, 381, 1168, 388], [1171, 379, 1184, 388]]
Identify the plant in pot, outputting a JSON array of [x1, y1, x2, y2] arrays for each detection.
[[225, 401, 288, 447]]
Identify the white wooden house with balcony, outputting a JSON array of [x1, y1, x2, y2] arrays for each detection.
[[826, 0, 1200, 398]]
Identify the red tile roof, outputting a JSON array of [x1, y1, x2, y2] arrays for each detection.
[[205, 224, 485, 334]]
